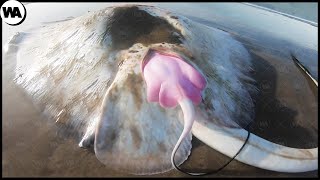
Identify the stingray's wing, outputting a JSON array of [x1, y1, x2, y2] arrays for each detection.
[[12, 7, 192, 175], [176, 18, 258, 128], [95, 56, 192, 175], [191, 38, 318, 173], [13, 8, 117, 139]]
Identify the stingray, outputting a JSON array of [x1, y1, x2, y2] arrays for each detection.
[[12, 5, 317, 175]]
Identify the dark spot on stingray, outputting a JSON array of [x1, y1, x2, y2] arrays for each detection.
[[84, 79, 98, 91], [108, 85, 119, 103], [130, 126, 142, 149], [118, 60, 124, 67], [85, 32, 95, 41], [216, 27, 228, 33], [129, 50, 139, 53], [98, 129, 119, 151], [170, 16, 178, 19], [124, 73, 144, 110], [157, 142, 167, 152], [106, 6, 183, 50], [203, 89, 214, 111], [110, 131, 117, 142]]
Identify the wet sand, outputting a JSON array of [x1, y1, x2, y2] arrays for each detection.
[[2, 3, 318, 177]]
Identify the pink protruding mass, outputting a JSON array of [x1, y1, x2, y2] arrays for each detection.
[[142, 51, 207, 108]]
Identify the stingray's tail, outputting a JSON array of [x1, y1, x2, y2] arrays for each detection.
[[171, 98, 195, 167]]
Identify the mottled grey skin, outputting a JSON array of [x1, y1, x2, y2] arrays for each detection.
[[7, 4, 317, 176]]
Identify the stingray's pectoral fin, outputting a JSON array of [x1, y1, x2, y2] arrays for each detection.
[[94, 60, 192, 175]]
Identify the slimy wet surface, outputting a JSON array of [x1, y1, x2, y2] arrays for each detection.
[[2, 3, 317, 177]]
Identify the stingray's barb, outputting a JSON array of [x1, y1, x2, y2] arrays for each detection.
[[171, 98, 195, 169]]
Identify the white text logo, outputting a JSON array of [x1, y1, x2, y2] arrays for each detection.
[[1, 0, 26, 26]]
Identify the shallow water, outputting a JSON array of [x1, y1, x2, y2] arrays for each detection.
[[2, 3, 318, 177]]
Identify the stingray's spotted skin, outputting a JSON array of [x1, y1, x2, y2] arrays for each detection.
[[13, 5, 317, 174]]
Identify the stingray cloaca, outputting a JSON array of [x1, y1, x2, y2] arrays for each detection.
[[11, 5, 317, 175]]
